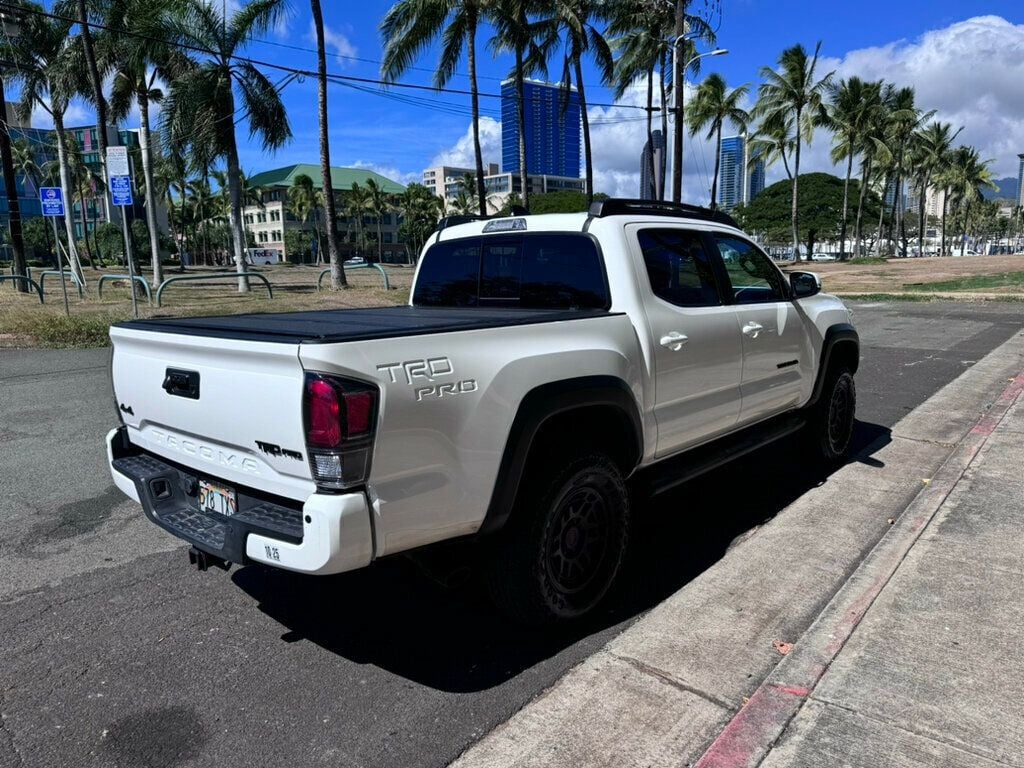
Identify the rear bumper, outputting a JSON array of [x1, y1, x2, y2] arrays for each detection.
[[106, 427, 373, 575]]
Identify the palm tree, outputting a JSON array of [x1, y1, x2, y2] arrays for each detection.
[[187, 176, 215, 265], [344, 182, 370, 257], [310, 0, 346, 287], [879, 87, 931, 256], [911, 121, 961, 257], [535, 0, 614, 204], [288, 174, 315, 263], [398, 183, 444, 259], [149, 151, 186, 269], [488, 0, 548, 210], [12, 136, 55, 260], [687, 74, 749, 210], [749, 111, 795, 181], [365, 178, 393, 263], [100, 0, 188, 286], [946, 146, 996, 256], [754, 42, 833, 260], [820, 77, 879, 259], [5, 2, 85, 284], [161, 0, 292, 291], [382, 0, 489, 216]]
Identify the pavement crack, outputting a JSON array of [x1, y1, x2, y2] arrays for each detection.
[[605, 651, 735, 712], [810, 696, 1024, 768]]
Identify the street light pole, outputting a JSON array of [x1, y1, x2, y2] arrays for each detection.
[[671, 42, 728, 203]]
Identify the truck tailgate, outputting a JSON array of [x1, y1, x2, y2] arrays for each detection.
[[110, 326, 314, 501]]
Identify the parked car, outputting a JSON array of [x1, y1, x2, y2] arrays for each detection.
[[810, 252, 837, 262], [105, 199, 859, 624], [344, 256, 367, 267], [245, 248, 282, 266]]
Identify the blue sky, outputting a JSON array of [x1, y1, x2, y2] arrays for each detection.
[[28, 1, 1024, 201]]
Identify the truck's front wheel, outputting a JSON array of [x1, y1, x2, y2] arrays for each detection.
[[489, 453, 630, 625]]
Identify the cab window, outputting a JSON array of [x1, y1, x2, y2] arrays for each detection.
[[714, 235, 786, 304], [638, 228, 721, 308]]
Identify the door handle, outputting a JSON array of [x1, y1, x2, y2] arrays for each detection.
[[742, 322, 764, 338], [659, 331, 688, 351]]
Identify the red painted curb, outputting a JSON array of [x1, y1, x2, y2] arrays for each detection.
[[693, 371, 1024, 768]]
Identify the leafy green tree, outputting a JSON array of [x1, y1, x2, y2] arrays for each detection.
[[344, 182, 370, 256], [910, 121, 960, 257], [734, 173, 879, 259], [397, 183, 444, 260], [288, 173, 317, 264], [528, 190, 607, 214], [21, 217, 54, 261], [382, 0, 489, 216], [754, 43, 834, 259], [365, 178, 394, 263], [161, 0, 292, 291], [687, 73, 749, 210]]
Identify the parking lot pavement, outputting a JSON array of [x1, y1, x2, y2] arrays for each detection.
[[1, 300, 1023, 768]]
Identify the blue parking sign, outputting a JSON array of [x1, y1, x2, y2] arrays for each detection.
[[110, 175, 133, 206], [40, 187, 65, 217]]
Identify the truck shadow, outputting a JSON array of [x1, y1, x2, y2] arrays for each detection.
[[233, 419, 891, 693]]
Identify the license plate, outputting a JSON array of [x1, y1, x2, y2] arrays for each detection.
[[198, 479, 237, 517]]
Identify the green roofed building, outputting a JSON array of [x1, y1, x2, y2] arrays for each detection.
[[242, 164, 409, 263]]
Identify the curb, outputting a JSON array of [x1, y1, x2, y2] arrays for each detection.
[[692, 370, 1024, 768]]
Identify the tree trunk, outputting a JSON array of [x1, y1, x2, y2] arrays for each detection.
[[941, 189, 949, 257], [467, 17, 487, 217], [53, 112, 85, 284], [77, 180, 96, 268], [377, 213, 384, 263], [644, 64, 655, 199], [222, 93, 251, 292], [659, 52, 668, 201], [961, 201, 970, 256], [710, 123, 722, 210], [791, 107, 802, 260], [574, 55, 593, 204], [137, 90, 163, 286], [917, 176, 927, 256], [311, 0, 346, 288], [874, 174, 886, 256], [515, 45, 529, 209], [0, 75, 27, 291], [77, 0, 110, 226], [839, 150, 853, 260], [854, 162, 869, 257]]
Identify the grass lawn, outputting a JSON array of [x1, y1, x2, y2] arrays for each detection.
[[0, 263, 411, 348], [901, 271, 1024, 292]]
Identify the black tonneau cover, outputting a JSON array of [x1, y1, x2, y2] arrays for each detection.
[[115, 306, 613, 344]]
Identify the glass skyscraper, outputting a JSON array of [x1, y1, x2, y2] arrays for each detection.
[[718, 134, 765, 211], [501, 79, 580, 178]]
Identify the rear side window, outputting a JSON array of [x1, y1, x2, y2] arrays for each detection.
[[638, 228, 721, 307], [414, 234, 609, 309]]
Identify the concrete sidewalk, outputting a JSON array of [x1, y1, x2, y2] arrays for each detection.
[[452, 329, 1024, 768], [753, 376, 1024, 767]]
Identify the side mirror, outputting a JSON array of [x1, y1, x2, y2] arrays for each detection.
[[790, 271, 822, 299]]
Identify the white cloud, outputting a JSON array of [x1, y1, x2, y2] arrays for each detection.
[[794, 15, 1024, 181], [307, 20, 358, 66], [30, 100, 90, 130], [350, 160, 421, 187], [429, 116, 503, 169]]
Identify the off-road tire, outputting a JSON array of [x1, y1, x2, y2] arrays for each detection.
[[487, 452, 630, 625], [809, 366, 856, 464]]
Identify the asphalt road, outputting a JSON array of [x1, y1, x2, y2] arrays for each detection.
[[2, 300, 1022, 768]]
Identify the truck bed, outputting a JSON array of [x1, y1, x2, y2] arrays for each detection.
[[115, 306, 612, 344]]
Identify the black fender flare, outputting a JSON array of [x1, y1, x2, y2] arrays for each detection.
[[477, 375, 643, 536], [808, 323, 860, 407]]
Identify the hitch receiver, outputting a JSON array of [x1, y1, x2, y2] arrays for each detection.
[[189, 546, 231, 572]]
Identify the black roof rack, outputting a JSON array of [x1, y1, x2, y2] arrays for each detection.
[[587, 198, 738, 228]]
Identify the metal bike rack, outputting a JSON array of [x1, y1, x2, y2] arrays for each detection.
[[39, 270, 85, 298], [98, 274, 153, 304], [0, 275, 44, 303], [317, 263, 391, 291], [156, 272, 273, 307]]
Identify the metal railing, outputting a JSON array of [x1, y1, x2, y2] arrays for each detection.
[[156, 272, 273, 307], [39, 270, 85, 298], [317, 263, 391, 291], [0, 275, 44, 303], [97, 274, 153, 304]]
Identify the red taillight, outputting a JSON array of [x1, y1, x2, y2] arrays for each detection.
[[307, 378, 342, 447], [303, 373, 378, 489]]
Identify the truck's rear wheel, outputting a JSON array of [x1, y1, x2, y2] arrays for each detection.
[[809, 366, 856, 463], [488, 453, 630, 625]]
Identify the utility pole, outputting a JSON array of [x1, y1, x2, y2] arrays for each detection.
[[670, 1, 684, 203], [0, 10, 28, 290]]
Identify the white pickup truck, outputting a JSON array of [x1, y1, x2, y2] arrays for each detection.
[[106, 199, 859, 624]]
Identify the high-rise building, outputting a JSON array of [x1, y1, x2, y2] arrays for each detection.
[[718, 134, 765, 211], [639, 130, 665, 200], [1017, 153, 1024, 207], [501, 79, 580, 178]]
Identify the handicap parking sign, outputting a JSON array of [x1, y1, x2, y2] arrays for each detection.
[[40, 187, 65, 217], [110, 175, 133, 207]]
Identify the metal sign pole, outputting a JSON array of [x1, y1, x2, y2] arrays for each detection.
[[51, 216, 69, 317], [121, 204, 138, 319]]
